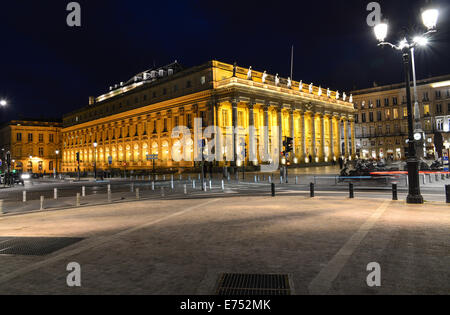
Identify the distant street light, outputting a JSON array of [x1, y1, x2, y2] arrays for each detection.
[[93, 142, 98, 179], [373, 5, 439, 204], [0, 100, 7, 107], [55, 150, 60, 177]]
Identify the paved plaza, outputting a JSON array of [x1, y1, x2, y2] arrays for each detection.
[[0, 193, 448, 295]]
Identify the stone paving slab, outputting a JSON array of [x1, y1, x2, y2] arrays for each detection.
[[0, 196, 448, 295]]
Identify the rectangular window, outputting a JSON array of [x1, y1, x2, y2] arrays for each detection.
[[153, 120, 157, 133], [385, 109, 391, 119], [163, 118, 167, 132], [16, 133, 22, 142], [423, 92, 429, 101], [393, 109, 399, 119], [186, 114, 192, 128], [436, 104, 443, 114], [361, 113, 366, 123], [386, 125, 390, 134], [38, 147, 44, 156], [222, 110, 228, 126], [376, 99, 381, 108], [436, 90, 441, 99], [393, 97, 398, 105], [403, 108, 408, 118], [174, 116, 179, 127], [49, 134, 54, 143], [28, 133, 33, 142], [384, 98, 389, 106], [369, 112, 374, 122], [423, 105, 430, 116], [237, 111, 244, 127], [377, 111, 382, 121], [39, 134, 44, 142]]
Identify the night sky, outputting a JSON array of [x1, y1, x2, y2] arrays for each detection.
[[0, 0, 449, 122]]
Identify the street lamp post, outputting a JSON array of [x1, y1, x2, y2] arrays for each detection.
[[93, 142, 98, 180], [373, 5, 439, 204], [55, 150, 60, 178]]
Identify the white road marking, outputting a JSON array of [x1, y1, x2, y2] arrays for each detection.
[[0, 198, 220, 285], [308, 200, 390, 294]]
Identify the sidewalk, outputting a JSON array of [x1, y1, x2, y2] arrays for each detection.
[[0, 196, 448, 294]]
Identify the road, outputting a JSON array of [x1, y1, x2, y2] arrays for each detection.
[[1, 167, 448, 215]]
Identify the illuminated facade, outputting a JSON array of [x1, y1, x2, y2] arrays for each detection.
[[0, 120, 62, 174], [62, 61, 356, 172], [352, 75, 450, 160]]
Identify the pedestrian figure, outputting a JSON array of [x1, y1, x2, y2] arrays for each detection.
[[338, 157, 344, 169]]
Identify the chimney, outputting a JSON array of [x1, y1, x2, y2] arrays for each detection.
[[89, 96, 95, 106]]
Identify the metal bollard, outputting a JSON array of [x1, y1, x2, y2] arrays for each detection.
[[198, 174, 201, 180], [193, 180, 196, 189], [446, 185, 450, 203], [155, 175, 158, 181], [280, 176, 283, 184], [161, 187, 165, 197], [269, 176, 272, 184], [179, 175, 182, 181], [203, 181, 207, 191], [227, 174, 230, 181], [23, 191, 27, 202], [107, 184, 111, 193], [40, 196, 44, 210], [54, 188, 58, 200], [184, 184, 187, 195], [76, 193, 80, 207], [171, 178, 174, 190], [131, 183, 134, 192], [163, 175, 166, 181], [271, 183, 275, 197], [221, 180, 225, 191], [209, 180, 212, 190], [392, 183, 398, 201], [295, 176, 298, 185], [107, 190, 112, 203], [136, 188, 140, 200], [310, 183, 315, 198], [82, 186, 86, 197], [349, 183, 354, 199], [255, 175, 257, 183]]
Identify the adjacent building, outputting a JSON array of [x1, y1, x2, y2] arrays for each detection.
[[352, 75, 450, 160], [0, 119, 62, 174], [61, 60, 356, 172]]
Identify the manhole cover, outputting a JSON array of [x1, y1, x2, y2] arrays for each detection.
[[216, 273, 292, 295], [0, 237, 84, 256]]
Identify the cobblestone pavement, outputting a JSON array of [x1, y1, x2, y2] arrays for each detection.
[[0, 194, 448, 295]]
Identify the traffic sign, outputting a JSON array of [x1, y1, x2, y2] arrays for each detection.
[[146, 154, 158, 161]]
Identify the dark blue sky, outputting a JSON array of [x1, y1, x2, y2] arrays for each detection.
[[0, 0, 449, 122]]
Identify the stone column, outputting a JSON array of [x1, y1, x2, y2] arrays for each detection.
[[311, 113, 316, 162], [277, 108, 283, 160], [263, 106, 269, 159], [301, 112, 306, 160], [343, 117, 349, 158], [336, 116, 342, 158], [320, 113, 325, 162], [290, 110, 295, 160], [232, 100, 238, 165], [248, 102, 255, 164], [351, 119, 356, 159], [329, 115, 334, 160]]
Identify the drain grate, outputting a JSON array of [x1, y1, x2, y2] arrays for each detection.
[[216, 273, 291, 295], [0, 237, 84, 256]]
